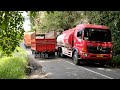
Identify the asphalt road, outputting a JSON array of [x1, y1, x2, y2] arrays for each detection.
[[20, 42, 120, 79]]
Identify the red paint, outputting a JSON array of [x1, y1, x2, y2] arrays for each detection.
[[31, 32, 56, 53], [57, 24, 113, 61]]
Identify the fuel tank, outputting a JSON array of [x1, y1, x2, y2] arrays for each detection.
[[57, 28, 75, 48]]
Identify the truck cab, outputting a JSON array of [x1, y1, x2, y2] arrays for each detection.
[[57, 24, 113, 65]]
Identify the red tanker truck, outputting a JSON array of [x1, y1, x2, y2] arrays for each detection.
[[57, 24, 113, 65]]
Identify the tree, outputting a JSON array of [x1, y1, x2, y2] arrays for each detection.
[[0, 11, 24, 56], [29, 11, 85, 32]]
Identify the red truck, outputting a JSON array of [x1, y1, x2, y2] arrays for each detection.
[[31, 31, 56, 58], [57, 24, 113, 65]]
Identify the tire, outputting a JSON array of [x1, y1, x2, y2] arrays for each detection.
[[100, 61, 107, 67], [45, 53, 48, 58], [57, 48, 61, 57], [32, 50, 34, 54], [34, 51, 37, 58], [24, 44, 27, 48], [50, 52, 55, 57], [73, 51, 79, 65], [60, 48, 65, 58], [41, 52, 45, 58], [24, 44, 29, 48]]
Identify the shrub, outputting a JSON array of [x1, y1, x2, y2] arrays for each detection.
[[0, 48, 4, 58], [110, 55, 120, 67], [0, 47, 28, 79], [13, 46, 28, 60]]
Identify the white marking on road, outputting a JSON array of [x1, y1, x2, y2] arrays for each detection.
[[97, 68, 112, 71], [66, 68, 71, 69], [63, 60, 113, 79], [38, 60, 62, 63], [73, 73, 77, 76], [106, 69, 112, 71], [97, 68, 105, 70]]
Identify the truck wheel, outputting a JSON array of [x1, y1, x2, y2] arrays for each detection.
[[41, 53, 45, 58], [100, 61, 107, 67], [45, 53, 48, 58], [60, 49, 65, 58], [24, 44, 27, 48], [73, 51, 79, 65], [57, 48, 61, 57], [51, 52, 55, 57], [24, 44, 28, 48], [32, 50, 34, 54]]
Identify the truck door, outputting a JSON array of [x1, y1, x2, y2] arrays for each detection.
[[74, 29, 85, 53], [74, 29, 83, 46]]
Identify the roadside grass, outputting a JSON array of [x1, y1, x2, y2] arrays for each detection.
[[0, 51, 2, 58], [13, 46, 28, 59], [0, 47, 28, 79], [0, 48, 4, 58]]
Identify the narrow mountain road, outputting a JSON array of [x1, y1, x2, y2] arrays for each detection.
[[20, 42, 120, 79]]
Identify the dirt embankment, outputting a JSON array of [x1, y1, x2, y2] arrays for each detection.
[[26, 54, 49, 79]]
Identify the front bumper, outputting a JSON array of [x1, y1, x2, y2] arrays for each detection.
[[80, 53, 112, 60]]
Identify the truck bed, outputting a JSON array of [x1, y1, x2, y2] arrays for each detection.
[[31, 38, 56, 52]]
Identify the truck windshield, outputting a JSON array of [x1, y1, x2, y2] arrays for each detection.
[[84, 28, 111, 42]]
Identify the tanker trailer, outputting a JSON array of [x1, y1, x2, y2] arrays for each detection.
[[57, 28, 75, 57]]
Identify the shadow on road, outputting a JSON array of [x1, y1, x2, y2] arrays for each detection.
[[58, 56, 108, 68]]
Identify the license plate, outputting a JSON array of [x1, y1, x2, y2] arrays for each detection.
[[97, 54, 103, 57]]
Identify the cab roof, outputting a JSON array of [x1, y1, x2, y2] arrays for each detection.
[[76, 24, 109, 30]]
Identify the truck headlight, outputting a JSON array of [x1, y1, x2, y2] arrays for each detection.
[[84, 54, 88, 57], [81, 53, 88, 57]]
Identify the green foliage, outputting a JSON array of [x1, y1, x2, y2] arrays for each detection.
[[29, 11, 84, 32], [0, 11, 24, 56], [29, 11, 37, 27], [111, 55, 120, 67], [0, 50, 2, 58], [0, 47, 28, 79], [40, 11, 84, 31]]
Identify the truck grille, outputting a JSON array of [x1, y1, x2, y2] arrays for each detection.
[[87, 46, 111, 54]]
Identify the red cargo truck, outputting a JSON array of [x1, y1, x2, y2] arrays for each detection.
[[57, 24, 113, 65], [31, 31, 56, 58]]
